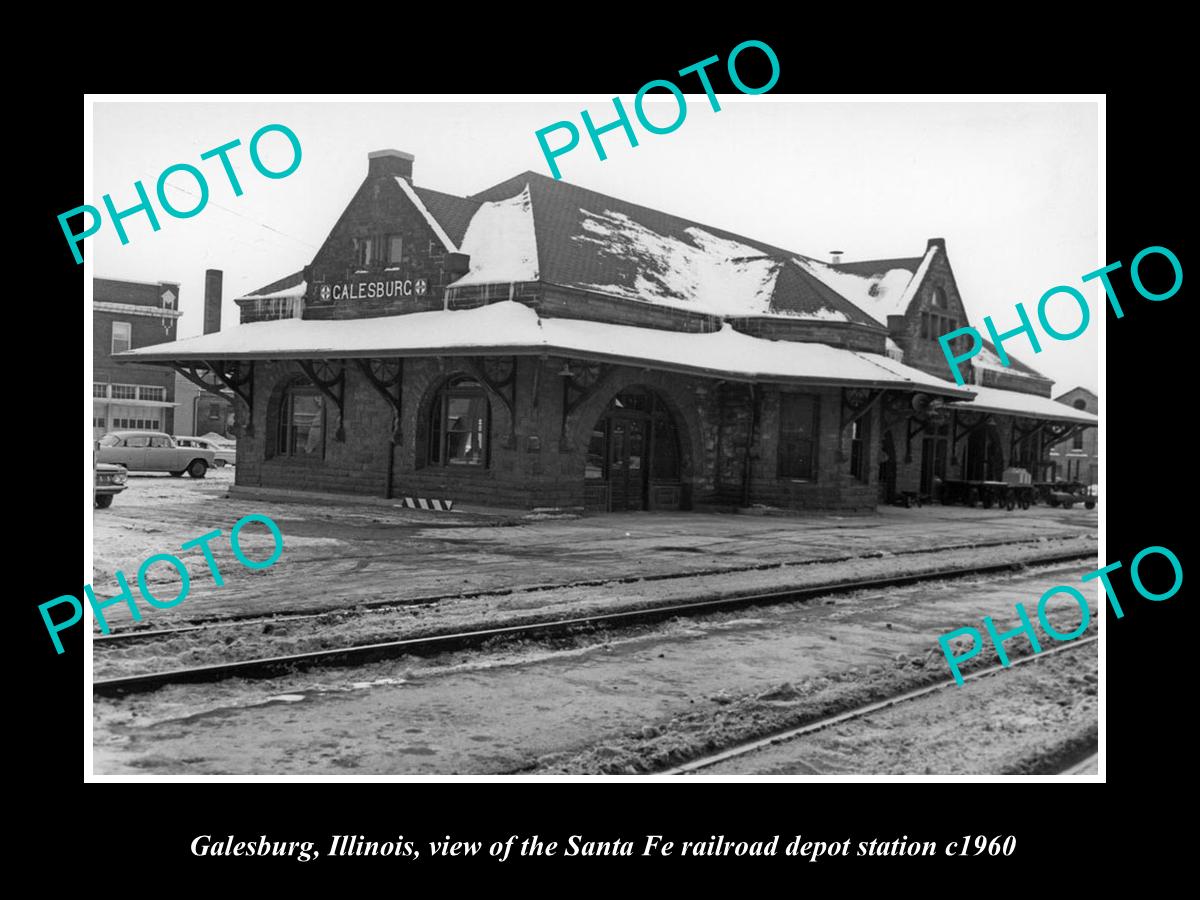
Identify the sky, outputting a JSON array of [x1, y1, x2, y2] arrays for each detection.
[[91, 99, 1099, 394]]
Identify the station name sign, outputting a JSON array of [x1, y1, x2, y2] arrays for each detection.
[[317, 278, 428, 303]]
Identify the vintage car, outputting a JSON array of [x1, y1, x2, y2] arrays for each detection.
[[174, 435, 237, 467], [96, 430, 216, 478], [94, 461, 127, 508]]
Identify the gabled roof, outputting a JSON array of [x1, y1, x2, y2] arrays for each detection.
[[1055, 385, 1098, 401], [461, 171, 879, 326], [412, 185, 480, 247], [793, 247, 936, 326], [832, 256, 924, 277]]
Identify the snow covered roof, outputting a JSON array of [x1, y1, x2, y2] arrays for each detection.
[[794, 245, 938, 326], [449, 185, 539, 287], [395, 177, 457, 253], [117, 301, 969, 396], [237, 270, 306, 301], [455, 173, 880, 326], [963, 384, 1097, 423], [973, 339, 1049, 380]]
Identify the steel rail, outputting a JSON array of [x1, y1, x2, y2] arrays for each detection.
[[661, 636, 1099, 775], [94, 536, 1096, 646], [93, 553, 1094, 698]]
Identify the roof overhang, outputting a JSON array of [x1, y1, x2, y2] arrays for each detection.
[[962, 385, 1099, 424], [116, 302, 972, 398]]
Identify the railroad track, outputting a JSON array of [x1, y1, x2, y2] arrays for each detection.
[[93, 552, 1095, 698], [95, 535, 1095, 645], [661, 636, 1099, 776]]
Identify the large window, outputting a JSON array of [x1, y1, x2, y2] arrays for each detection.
[[112, 321, 131, 354], [278, 386, 326, 458], [387, 235, 403, 264], [429, 377, 490, 467], [779, 393, 819, 480]]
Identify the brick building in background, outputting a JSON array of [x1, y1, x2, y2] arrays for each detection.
[[173, 270, 236, 438], [93, 278, 181, 438], [1048, 386, 1098, 486], [119, 149, 1096, 513]]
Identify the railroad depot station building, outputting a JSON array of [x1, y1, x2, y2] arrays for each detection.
[[121, 149, 1097, 513]]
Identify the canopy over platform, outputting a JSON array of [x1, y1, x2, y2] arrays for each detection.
[[963, 384, 1098, 423], [117, 301, 974, 397]]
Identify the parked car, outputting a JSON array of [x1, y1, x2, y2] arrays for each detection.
[[174, 435, 236, 467], [94, 461, 127, 508], [96, 430, 215, 478]]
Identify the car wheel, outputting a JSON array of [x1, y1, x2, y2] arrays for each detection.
[[95, 494, 114, 509], [1085, 500, 1096, 510], [169, 470, 185, 477], [187, 459, 208, 478]]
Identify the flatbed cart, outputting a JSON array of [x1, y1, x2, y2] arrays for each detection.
[[941, 479, 1035, 510]]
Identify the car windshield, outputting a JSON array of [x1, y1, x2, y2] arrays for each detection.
[[98, 434, 121, 447]]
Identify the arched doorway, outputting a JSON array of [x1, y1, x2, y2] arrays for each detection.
[[584, 387, 682, 512]]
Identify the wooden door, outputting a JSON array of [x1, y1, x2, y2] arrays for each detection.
[[608, 416, 647, 511]]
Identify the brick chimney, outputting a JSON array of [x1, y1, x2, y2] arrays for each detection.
[[369, 149, 414, 182], [204, 269, 222, 335]]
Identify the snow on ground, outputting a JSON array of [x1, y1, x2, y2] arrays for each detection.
[[448, 184, 539, 287], [93, 562, 1097, 775], [570, 209, 784, 317], [93, 533, 1096, 680]]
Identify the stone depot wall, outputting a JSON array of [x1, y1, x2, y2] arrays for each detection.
[[233, 357, 893, 512]]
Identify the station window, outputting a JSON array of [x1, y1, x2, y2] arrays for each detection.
[[112, 321, 131, 354], [278, 386, 326, 459], [931, 287, 948, 309], [353, 237, 373, 268], [388, 235, 403, 264], [429, 377, 490, 467], [429, 240, 445, 257], [1072, 428, 1085, 450], [93, 382, 108, 398], [778, 393, 819, 480]]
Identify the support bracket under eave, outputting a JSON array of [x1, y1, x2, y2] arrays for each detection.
[[561, 363, 616, 450], [354, 358, 403, 444], [174, 360, 255, 436], [296, 359, 346, 442]]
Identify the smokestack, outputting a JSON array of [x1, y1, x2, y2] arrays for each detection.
[[830, 250, 844, 265], [369, 149, 415, 182], [204, 269, 222, 335]]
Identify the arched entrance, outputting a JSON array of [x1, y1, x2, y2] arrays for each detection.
[[584, 387, 683, 512]]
